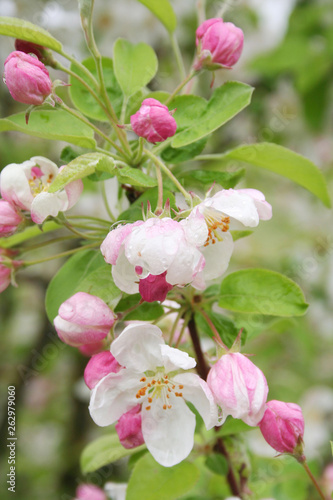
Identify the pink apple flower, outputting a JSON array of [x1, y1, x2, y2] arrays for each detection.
[[4, 51, 52, 105], [0, 200, 23, 236], [101, 217, 206, 302], [89, 323, 218, 467], [115, 404, 144, 449], [75, 484, 107, 500], [0, 255, 12, 293], [54, 292, 116, 347], [195, 18, 244, 71], [183, 188, 272, 288], [130, 98, 177, 144], [84, 351, 121, 389], [259, 400, 305, 455], [0, 156, 83, 224], [207, 352, 268, 426]]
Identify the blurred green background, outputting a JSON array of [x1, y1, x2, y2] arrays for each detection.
[[0, 0, 332, 499]]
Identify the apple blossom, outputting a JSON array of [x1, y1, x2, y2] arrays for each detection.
[[84, 351, 121, 389], [130, 98, 177, 144], [75, 484, 107, 500], [89, 323, 218, 467], [0, 156, 83, 224], [259, 400, 305, 455], [101, 217, 206, 302], [0, 200, 23, 236], [54, 292, 116, 347], [0, 256, 12, 293], [115, 404, 145, 449], [4, 51, 52, 105], [207, 352, 269, 426], [195, 18, 244, 71], [183, 188, 272, 288]]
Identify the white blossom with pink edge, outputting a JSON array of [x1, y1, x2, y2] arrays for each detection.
[[183, 188, 272, 288], [89, 323, 218, 467], [0, 156, 83, 224], [207, 352, 269, 426], [101, 217, 206, 302]]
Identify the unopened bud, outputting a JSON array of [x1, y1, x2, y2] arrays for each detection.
[[130, 98, 177, 144]]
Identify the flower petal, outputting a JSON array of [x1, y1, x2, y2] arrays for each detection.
[[89, 370, 139, 426], [65, 179, 84, 209], [0, 161, 34, 210], [173, 373, 219, 429], [160, 345, 196, 372], [112, 250, 139, 295], [207, 190, 260, 227], [111, 324, 164, 372], [142, 397, 195, 467], [193, 231, 233, 287], [30, 190, 69, 223]]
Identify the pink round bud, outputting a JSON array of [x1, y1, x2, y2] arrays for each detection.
[[259, 400, 305, 455], [15, 39, 45, 61], [207, 352, 268, 426], [115, 405, 144, 449], [195, 18, 244, 71], [0, 257, 11, 293], [0, 200, 23, 236], [130, 98, 177, 144], [54, 292, 116, 347], [84, 351, 121, 389], [75, 484, 107, 500], [4, 51, 52, 105]]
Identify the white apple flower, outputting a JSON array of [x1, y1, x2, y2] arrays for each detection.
[[182, 188, 272, 288], [0, 156, 83, 224], [100, 217, 206, 302], [89, 323, 219, 467]]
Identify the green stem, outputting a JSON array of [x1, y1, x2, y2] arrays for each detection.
[[194, 154, 225, 161], [155, 161, 164, 215], [60, 50, 99, 87], [95, 146, 123, 162], [170, 32, 186, 81], [165, 72, 196, 105], [59, 102, 125, 156], [301, 462, 326, 500], [62, 220, 102, 240], [175, 310, 192, 348], [67, 215, 111, 226], [22, 242, 99, 267], [197, 0, 206, 25], [143, 149, 192, 204], [101, 182, 116, 222], [133, 137, 145, 164], [196, 307, 229, 350], [168, 308, 185, 345], [21, 235, 77, 253]]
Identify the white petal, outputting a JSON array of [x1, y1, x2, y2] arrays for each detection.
[[31, 191, 69, 224], [0, 162, 34, 210], [112, 250, 139, 294], [166, 241, 205, 286], [30, 156, 59, 177], [236, 188, 272, 221], [111, 324, 164, 372], [173, 373, 219, 429], [208, 190, 260, 227], [142, 397, 195, 467], [194, 231, 234, 286], [180, 212, 208, 247], [64, 179, 83, 209], [160, 345, 196, 372], [89, 370, 139, 426]]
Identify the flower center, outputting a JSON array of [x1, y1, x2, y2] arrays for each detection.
[[203, 209, 230, 247], [135, 374, 184, 411], [28, 166, 54, 197]]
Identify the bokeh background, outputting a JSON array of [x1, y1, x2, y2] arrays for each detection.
[[0, 0, 332, 499]]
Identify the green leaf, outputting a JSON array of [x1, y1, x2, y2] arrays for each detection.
[[115, 294, 164, 320], [116, 165, 157, 188], [194, 311, 245, 348], [171, 83, 253, 148], [49, 153, 115, 192], [126, 453, 200, 500], [113, 38, 158, 97], [205, 454, 228, 476], [0, 16, 62, 52], [81, 434, 145, 474], [60, 146, 81, 164], [219, 269, 309, 317], [45, 250, 107, 322], [216, 417, 253, 437], [74, 265, 122, 310], [136, 0, 177, 33], [0, 109, 96, 148], [69, 57, 123, 121], [220, 143, 331, 207], [179, 169, 245, 189], [161, 138, 207, 164]]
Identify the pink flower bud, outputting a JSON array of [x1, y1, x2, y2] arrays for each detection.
[[138, 271, 173, 302], [115, 405, 144, 449], [84, 351, 121, 389], [75, 484, 107, 500], [130, 98, 177, 144], [54, 292, 116, 347], [15, 39, 45, 61], [207, 352, 268, 426], [4, 51, 52, 105], [0, 257, 11, 293], [259, 400, 305, 455], [0, 200, 23, 236], [195, 18, 244, 71]]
